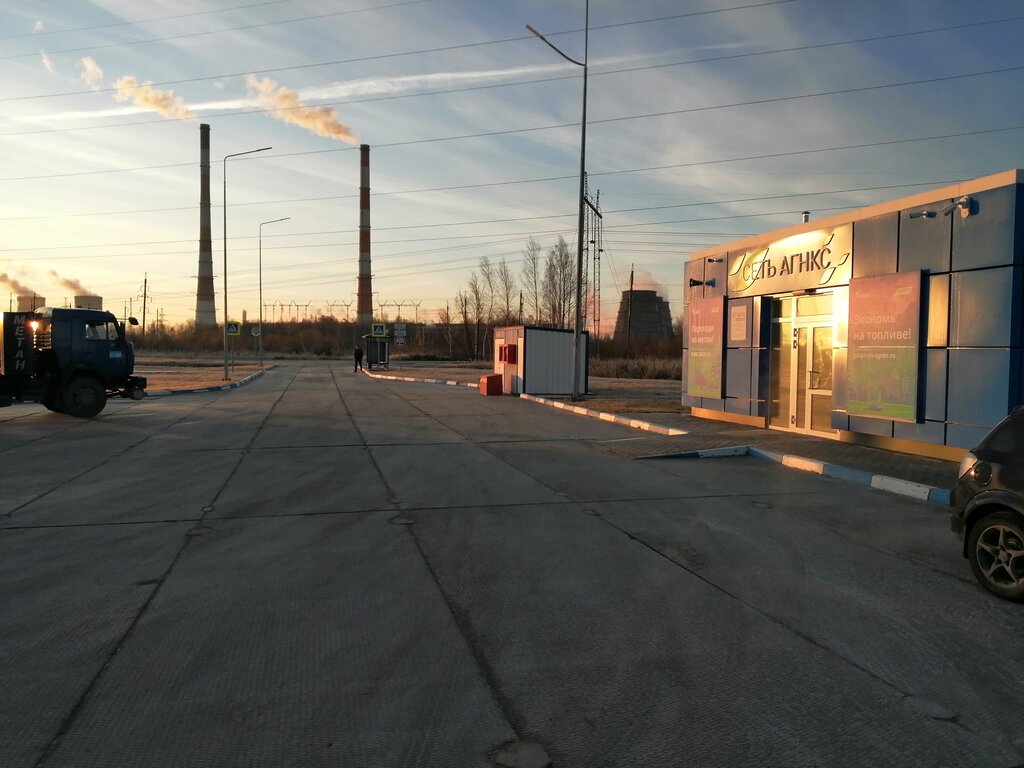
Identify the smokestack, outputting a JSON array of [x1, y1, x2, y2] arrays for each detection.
[[356, 144, 373, 330], [195, 123, 216, 326]]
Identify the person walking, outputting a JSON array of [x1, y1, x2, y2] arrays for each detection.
[[354, 345, 363, 372]]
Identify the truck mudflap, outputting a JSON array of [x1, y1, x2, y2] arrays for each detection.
[[119, 376, 147, 400]]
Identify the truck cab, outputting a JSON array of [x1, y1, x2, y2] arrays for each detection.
[[0, 308, 146, 417]]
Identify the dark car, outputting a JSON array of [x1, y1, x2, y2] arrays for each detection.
[[950, 406, 1024, 601]]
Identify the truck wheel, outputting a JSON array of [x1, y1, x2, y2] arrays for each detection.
[[62, 377, 107, 418]]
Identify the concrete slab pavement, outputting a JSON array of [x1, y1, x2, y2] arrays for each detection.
[[359, 369, 961, 504]]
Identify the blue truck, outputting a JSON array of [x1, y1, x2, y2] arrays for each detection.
[[0, 307, 147, 418]]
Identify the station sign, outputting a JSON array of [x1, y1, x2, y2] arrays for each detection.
[[393, 323, 407, 338], [727, 224, 852, 297]]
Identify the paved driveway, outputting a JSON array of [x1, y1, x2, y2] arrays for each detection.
[[2, 362, 1021, 767]]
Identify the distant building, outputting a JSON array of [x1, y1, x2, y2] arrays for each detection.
[[613, 289, 674, 343]]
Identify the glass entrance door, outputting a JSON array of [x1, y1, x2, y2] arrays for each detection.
[[769, 296, 835, 436]]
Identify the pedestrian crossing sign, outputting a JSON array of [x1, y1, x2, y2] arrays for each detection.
[[227, 321, 241, 336], [371, 323, 386, 337]]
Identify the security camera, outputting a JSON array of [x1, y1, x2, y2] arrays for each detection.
[[941, 196, 972, 217]]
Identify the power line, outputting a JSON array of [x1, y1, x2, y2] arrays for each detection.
[[5, 60, 1023, 182], [0, 0, 294, 41], [2, 178, 965, 262], [8, 13, 1021, 141], [2, 1, 434, 60], [2, 121, 1020, 220], [2, 0, 797, 100]]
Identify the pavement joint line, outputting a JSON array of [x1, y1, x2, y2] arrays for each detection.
[[357, 368, 952, 505], [147, 366, 270, 397]]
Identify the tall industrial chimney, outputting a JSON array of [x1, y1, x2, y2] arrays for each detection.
[[195, 124, 216, 326], [356, 144, 373, 330]]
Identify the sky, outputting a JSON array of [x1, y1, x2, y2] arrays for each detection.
[[2, 0, 1023, 331]]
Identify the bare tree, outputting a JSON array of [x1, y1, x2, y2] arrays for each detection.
[[454, 290, 473, 358], [497, 257, 516, 326], [542, 236, 574, 328], [467, 272, 487, 358], [520, 236, 542, 323]]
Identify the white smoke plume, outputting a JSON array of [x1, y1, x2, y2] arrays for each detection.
[[628, 268, 671, 299], [245, 75, 358, 144], [33, 20, 45, 33], [40, 51, 55, 73], [79, 57, 103, 89], [47, 270, 92, 294], [114, 75, 196, 120], [0, 273, 39, 296]]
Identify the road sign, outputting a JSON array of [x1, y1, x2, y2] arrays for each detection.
[[227, 322, 241, 336], [371, 323, 386, 337], [251, 325, 261, 337], [394, 336, 407, 347], [393, 323, 407, 338]]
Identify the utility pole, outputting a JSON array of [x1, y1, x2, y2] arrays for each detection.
[[139, 273, 149, 343], [519, 290, 523, 324], [410, 300, 422, 324], [625, 264, 634, 357]]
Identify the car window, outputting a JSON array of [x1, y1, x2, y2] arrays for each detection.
[[984, 411, 1024, 455], [84, 322, 120, 341]]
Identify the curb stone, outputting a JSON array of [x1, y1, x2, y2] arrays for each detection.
[[146, 366, 270, 397], [358, 369, 951, 506]]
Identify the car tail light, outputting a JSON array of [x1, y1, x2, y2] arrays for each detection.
[[958, 452, 978, 479]]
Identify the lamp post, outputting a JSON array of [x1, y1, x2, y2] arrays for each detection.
[[223, 146, 272, 380], [258, 217, 289, 366], [527, 1, 588, 400]]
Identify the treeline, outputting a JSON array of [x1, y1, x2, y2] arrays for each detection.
[[132, 235, 682, 361]]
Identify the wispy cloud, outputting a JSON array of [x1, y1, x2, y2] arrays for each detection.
[[113, 76, 196, 121], [246, 75, 358, 143], [32, 20, 44, 33], [40, 51, 55, 73], [79, 57, 103, 89]]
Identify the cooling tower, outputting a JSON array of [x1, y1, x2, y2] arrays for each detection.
[[74, 295, 103, 310], [613, 290, 674, 343], [17, 295, 45, 312]]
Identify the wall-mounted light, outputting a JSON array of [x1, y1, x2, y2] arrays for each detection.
[[689, 278, 716, 287], [908, 210, 936, 219], [941, 195, 972, 218]]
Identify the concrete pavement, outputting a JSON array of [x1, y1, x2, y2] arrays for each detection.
[[1, 361, 1020, 768]]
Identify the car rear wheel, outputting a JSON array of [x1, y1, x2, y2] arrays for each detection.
[[967, 511, 1024, 602], [62, 377, 107, 418]]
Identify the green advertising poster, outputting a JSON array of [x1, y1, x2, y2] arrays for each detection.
[[686, 296, 725, 399], [847, 272, 922, 422]]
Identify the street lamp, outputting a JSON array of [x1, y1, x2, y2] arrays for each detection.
[[223, 145, 272, 380], [258, 217, 290, 366], [527, 1, 589, 400]]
